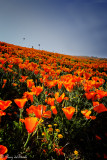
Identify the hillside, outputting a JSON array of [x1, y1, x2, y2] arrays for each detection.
[[0, 41, 107, 160]]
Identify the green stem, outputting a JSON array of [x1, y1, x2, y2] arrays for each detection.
[[19, 109, 23, 128], [24, 133, 31, 149], [19, 109, 23, 120], [32, 126, 38, 137]]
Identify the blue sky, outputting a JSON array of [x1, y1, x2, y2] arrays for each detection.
[[0, 0, 107, 58]]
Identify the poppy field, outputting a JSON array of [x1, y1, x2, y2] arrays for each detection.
[[0, 41, 107, 160]]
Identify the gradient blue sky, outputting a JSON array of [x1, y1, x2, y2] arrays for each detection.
[[0, 0, 107, 58]]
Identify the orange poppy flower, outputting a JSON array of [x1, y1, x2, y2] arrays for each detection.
[[92, 77, 99, 82], [14, 98, 27, 109], [83, 84, 93, 93], [51, 106, 57, 115], [19, 76, 28, 83], [34, 69, 39, 75], [0, 145, 8, 154], [0, 58, 6, 64], [57, 80, 63, 89], [0, 110, 6, 116], [12, 83, 17, 87], [23, 92, 34, 102], [81, 109, 96, 120], [47, 80, 57, 88], [64, 97, 69, 100], [83, 72, 91, 80], [2, 79, 7, 88], [46, 98, 55, 106], [0, 100, 12, 111], [55, 92, 65, 103], [31, 86, 43, 96], [19, 63, 26, 69], [54, 147, 64, 156], [27, 105, 51, 119], [28, 105, 47, 119], [43, 110, 51, 118], [85, 91, 96, 100], [26, 105, 35, 115], [55, 92, 59, 99], [27, 79, 34, 88], [93, 102, 107, 113], [40, 78, 43, 83], [63, 82, 74, 92], [96, 90, 107, 99], [8, 64, 13, 69], [20, 117, 39, 133], [62, 106, 75, 120]]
